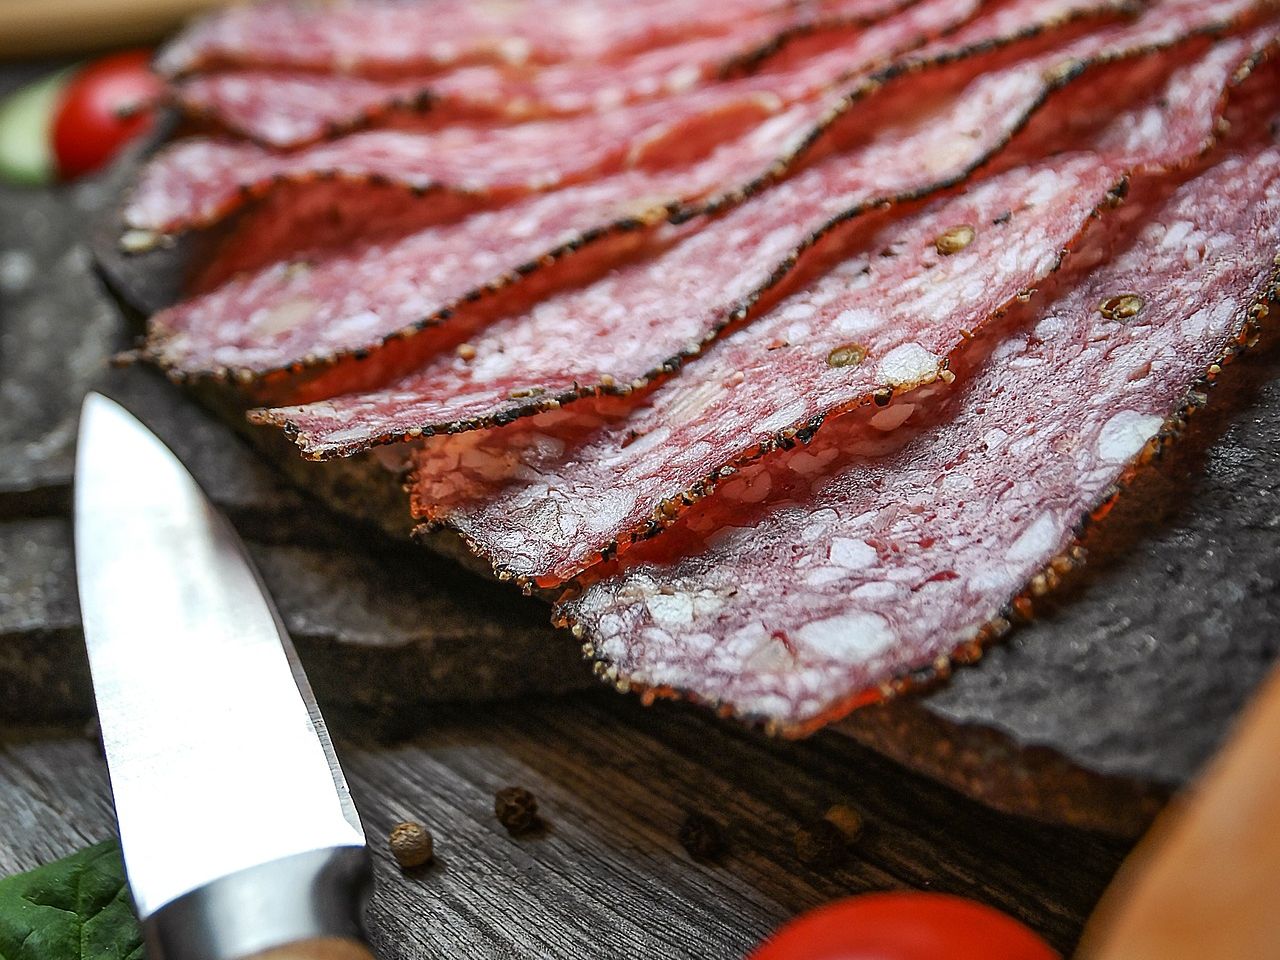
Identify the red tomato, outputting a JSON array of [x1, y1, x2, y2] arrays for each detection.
[[748, 893, 1060, 960], [52, 50, 161, 180]]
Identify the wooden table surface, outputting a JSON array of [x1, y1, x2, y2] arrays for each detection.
[[1, 693, 1132, 959]]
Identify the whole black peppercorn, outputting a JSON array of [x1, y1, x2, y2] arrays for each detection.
[[793, 819, 847, 870], [388, 821, 434, 868], [678, 812, 725, 860], [494, 786, 540, 835]]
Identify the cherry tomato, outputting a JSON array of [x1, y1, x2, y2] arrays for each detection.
[[748, 893, 1060, 960], [51, 50, 161, 180]]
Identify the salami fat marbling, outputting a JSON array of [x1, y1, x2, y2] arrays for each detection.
[[558, 129, 1280, 730], [258, 7, 1263, 465], [171, 0, 920, 147]]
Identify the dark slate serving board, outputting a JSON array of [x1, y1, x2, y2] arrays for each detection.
[[5, 63, 1280, 837], [839, 335, 1280, 827], [0, 165, 595, 719]]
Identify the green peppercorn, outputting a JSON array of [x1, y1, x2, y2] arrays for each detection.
[[1098, 293, 1144, 320], [827, 343, 868, 368], [934, 224, 976, 255]]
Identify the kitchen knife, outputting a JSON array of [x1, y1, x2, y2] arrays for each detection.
[[74, 392, 376, 960]]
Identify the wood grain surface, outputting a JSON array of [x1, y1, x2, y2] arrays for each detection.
[[0, 693, 1132, 958]]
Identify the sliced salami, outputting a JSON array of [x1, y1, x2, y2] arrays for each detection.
[[146, 173, 675, 381], [257, 4, 1263, 463], [172, 0, 919, 148], [128, 0, 981, 235], [142, 0, 1106, 382], [156, 0, 900, 78], [556, 125, 1280, 731], [395, 27, 1274, 586]]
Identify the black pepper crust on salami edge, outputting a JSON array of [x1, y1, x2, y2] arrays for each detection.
[[380, 26, 1279, 616], [134, 1, 1135, 394], [171, 0, 925, 148], [402, 176, 1128, 581], [424, 29, 1280, 594], [391, 171, 1130, 587], [170, 83, 441, 149], [718, 0, 926, 78], [728, 0, 1280, 222], [160, 214, 671, 391], [130, 0, 1115, 241], [269, 167, 1103, 455], [556, 255, 1280, 740], [686, 0, 1147, 220], [254, 12, 1270, 462], [540, 42, 1280, 723]]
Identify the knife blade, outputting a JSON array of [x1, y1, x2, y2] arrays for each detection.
[[74, 392, 375, 960]]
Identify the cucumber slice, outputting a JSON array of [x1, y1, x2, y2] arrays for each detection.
[[0, 70, 70, 187]]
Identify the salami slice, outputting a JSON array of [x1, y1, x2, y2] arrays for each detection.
[[146, 173, 677, 380], [257, 3, 1262, 460], [556, 126, 1280, 731], [172, 0, 918, 148], [127, 0, 980, 235], [156, 0, 855, 77], [142, 0, 1107, 382], [395, 28, 1274, 587]]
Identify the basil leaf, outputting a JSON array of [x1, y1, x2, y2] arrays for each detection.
[[0, 841, 143, 960]]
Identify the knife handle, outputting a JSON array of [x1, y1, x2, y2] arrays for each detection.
[[143, 846, 375, 960], [247, 939, 376, 960]]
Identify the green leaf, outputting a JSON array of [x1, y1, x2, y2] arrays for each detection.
[[0, 841, 143, 960]]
